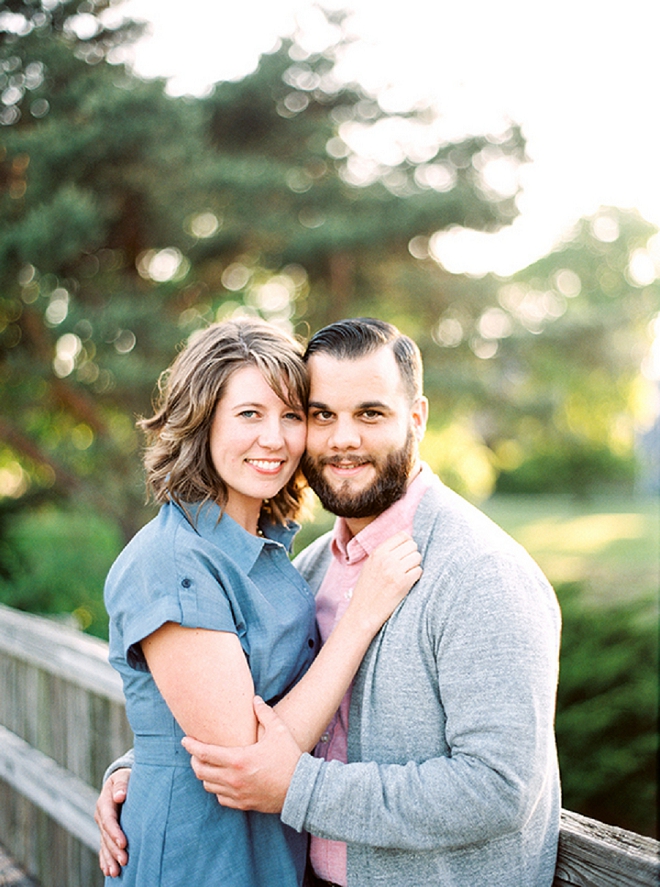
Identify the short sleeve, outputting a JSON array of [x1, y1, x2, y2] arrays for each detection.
[[105, 516, 241, 672]]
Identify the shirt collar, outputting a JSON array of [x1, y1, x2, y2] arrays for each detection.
[[331, 462, 434, 564], [173, 500, 299, 572]]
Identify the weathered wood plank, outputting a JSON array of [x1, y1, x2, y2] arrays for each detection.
[[0, 725, 99, 852], [0, 842, 38, 887], [0, 603, 123, 701], [0, 782, 103, 887], [554, 809, 660, 887], [0, 604, 132, 785]]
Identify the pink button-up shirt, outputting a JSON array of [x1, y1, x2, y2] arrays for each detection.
[[309, 466, 432, 886]]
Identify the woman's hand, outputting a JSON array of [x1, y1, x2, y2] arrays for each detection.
[[347, 530, 422, 634]]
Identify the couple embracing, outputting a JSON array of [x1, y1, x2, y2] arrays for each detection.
[[96, 316, 561, 887]]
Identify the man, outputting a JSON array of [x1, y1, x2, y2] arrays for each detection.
[[97, 318, 561, 886]]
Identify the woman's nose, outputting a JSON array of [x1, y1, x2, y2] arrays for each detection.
[[258, 417, 285, 449]]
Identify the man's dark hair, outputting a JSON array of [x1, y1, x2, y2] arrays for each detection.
[[304, 317, 423, 402]]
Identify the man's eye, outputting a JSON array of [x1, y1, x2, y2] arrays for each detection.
[[361, 410, 383, 419], [311, 410, 333, 421]]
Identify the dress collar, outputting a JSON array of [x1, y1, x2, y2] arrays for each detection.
[[172, 500, 299, 571]]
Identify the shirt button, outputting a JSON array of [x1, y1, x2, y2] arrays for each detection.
[[181, 578, 192, 588], [308, 638, 315, 648], [320, 733, 330, 743]]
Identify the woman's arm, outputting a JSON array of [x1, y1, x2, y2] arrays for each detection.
[[142, 625, 257, 746], [143, 530, 421, 752], [96, 528, 421, 875], [275, 530, 421, 751]]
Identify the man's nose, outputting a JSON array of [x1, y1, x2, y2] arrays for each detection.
[[327, 417, 360, 450]]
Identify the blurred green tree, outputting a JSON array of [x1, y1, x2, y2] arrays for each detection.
[[415, 207, 660, 496], [0, 0, 199, 538], [0, 0, 526, 544], [489, 208, 659, 494]]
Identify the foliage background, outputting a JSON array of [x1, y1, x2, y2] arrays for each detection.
[[0, 0, 657, 839]]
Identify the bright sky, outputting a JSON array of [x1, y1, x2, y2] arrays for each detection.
[[117, 0, 660, 278]]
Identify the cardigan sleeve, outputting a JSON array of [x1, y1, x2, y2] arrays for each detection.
[[102, 748, 135, 785]]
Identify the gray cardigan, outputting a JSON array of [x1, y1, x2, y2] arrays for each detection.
[[284, 475, 561, 886]]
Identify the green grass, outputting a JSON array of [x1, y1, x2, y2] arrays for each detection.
[[480, 493, 659, 610]]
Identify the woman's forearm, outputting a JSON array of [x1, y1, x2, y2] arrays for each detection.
[[274, 606, 375, 750], [275, 531, 422, 750]]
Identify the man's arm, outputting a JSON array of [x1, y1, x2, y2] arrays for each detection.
[[183, 701, 552, 851], [184, 554, 561, 853], [281, 553, 561, 851], [102, 748, 135, 784]]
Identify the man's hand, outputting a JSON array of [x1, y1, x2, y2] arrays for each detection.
[[94, 768, 130, 877], [182, 697, 302, 814]]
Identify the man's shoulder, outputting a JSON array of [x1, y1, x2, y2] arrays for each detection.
[[414, 478, 519, 556], [414, 477, 549, 582]]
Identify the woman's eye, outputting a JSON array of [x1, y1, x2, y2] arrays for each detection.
[[239, 410, 258, 419], [285, 411, 305, 422]]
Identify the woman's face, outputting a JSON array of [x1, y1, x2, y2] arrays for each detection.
[[209, 364, 307, 529]]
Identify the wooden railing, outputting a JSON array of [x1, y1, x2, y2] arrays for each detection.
[[0, 603, 132, 887], [0, 603, 657, 887]]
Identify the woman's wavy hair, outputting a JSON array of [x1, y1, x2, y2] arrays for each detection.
[[138, 317, 310, 525]]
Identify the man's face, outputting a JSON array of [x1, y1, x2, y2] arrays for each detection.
[[302, 346, 427, 532]]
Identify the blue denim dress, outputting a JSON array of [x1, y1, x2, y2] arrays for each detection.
[[105, 501, 318, 886]]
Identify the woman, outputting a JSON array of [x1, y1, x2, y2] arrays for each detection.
[[103, 317, 421, 886]]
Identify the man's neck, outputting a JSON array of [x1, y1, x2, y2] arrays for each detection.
[[343, 460, 422, 538]]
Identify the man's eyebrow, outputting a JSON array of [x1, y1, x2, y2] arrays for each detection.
[[307, 400, 391, 411], [357, 400, 390, 410]]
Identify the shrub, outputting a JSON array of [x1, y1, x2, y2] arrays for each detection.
[[0, 505, 122, 639], [555, 582, 658, 837]]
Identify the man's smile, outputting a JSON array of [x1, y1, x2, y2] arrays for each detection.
[[245, 458, 286, 473], [322, 457, 372, 477]]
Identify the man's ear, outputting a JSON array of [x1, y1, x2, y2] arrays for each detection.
[[411, 396, 428, 442]]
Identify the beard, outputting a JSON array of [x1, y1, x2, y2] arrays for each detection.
[[302, 428, 416, 519]]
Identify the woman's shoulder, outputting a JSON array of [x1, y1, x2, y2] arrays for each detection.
[[105, 502, 195, 590], [122, 502, 190, 555]]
